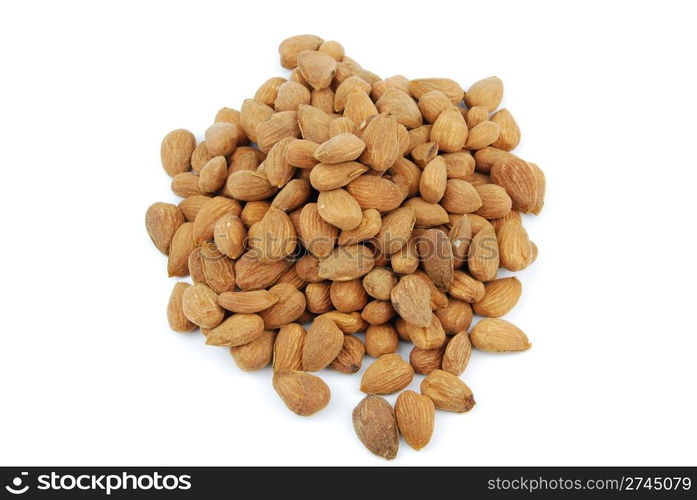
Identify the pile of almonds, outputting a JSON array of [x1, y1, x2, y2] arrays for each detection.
[[146, 34, 545, 460]]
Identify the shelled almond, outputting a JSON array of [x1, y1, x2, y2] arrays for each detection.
[[147, 34, 544, 460]]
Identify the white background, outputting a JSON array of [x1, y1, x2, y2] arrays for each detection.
[[1, 0, 696, 466]]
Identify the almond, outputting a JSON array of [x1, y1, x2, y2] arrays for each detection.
[[390, 275, 432, 327], [298, 203, 338, 259], [179, 195, 210, 222], [310, 161, 369, 191], [498, 220, 532, 271], [529, 162, 546, 215], [344, 90, 378, 126], [274, 80, 311, 111], [435, 298, 473, 335], [297, 104, 332, 144], [317, 244, 375, 281], [470, 318, 531, 352], [330, 279, 369, 312], [161, 129, 196, 176], [374, 206, 415, 255], [330, 334, 365, 373], [430, 107, 467, 153], [317, 188, 363, 230], [375, 88, 422, 128], [255, 77, 287, 107], [240, 99, 275, 143], [365, 324, 399, 358], [449, 215, 472, 268], [199, 242, 237, 293], [490, 157, 538, 213], [182, 283, 224, 329], [443, 151, 475, 180], [264, 136, 296, 187], [241, 200, 271, 227], [450, 271, 485, 303], [441, 179, 482, 214], [313, 133, 366, 164], [474, 184, 513, 219], [285, 139, 319, 168], [464, 76, 504, 112], [311, 87, 335, 113], [465, 105, 489, 130], [490, 109, 520, 151], [403, 197, 449, 227], [362, 267, 397, 301], [473, 146, 514, 174], [416, 228, 454, 291], [205, 313, 265, 347], [465, 120, 500, 150], [272, 370, 330, 416], [467, 227, 499, 282], [347, 174, 406, 212], [419, 156, 447, 203], [362, 299, 397, 325], [421, 370, 476, 412], [192, 196, 242, 245], [191, 141, 214, 174], [297, 51, 337, 90], [329, 116, 357, 136], [473, 277, 522, 317], [260, 283, 306, 329], [249, 207, 297, 262], [271, 179, 311, 212], [227, 170, 277, 201], [395, 390, 435, 451], [417, 90, 452, 123], [409, 78, 464, 104], [219, 289, 279, 314], [441, 331, 472, 376], [334, 76, 372, 111], [167, 282, 196, 333], [279, 34, 324, 69], [256, 111, 300, 153], [198, 156, 228, 193], [409, 344, 447, 375], [302, 316, 344, 371], [360, 353, 414, 395], [338, 209, 382, 246], [230, 330, 276, 371], [146, 202, 185, 255], [204, 122, 238, 157], [359, 113, 401, 172], [167, 222, 195, 277], [318, 311, 367, 334], [273, 323, 305, 372], [352, 396, 399, 460], [304, 281, 332, 314], [398, 315, 446, 350], [234, 251, 290, 291]]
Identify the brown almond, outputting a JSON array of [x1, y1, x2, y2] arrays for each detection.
[[450, 271, 486, 303], [473, 146, 514, 174], [338, 209, 382, 246], [167, 222, 195, 277], [167, 282, 196, 333], [302, 316, 344, 371], [274, 80, 311, 111], [390, 275, 432, 327], [359, 113, 401, 172], [298, 203, 338, 258], [362, 267, 397, 301], [285, 139, 319, 168], [498, 221, 532, 271], [360, 353, 414, 395], [409, 344, 447, 375], [273, 370, 330, 416], [344, 90, 378, 126], [273, 323, 306, 372], [205, 313, 265, 347], [310, 161, 369, 191], [297, 51, 337, 90], [241, 200, 271, 227], [305, 281, 333, 314], [421, 369, 476, 412], [199, 242, 237, 294], [330, 334, 365, 373], [417, 90, 452, 123], [239, 99, 275, 143], [264, 136, 296, 187], [230, 330, 276, 371], [399, 314, 446, 350], [435, 299, 473, 335], [465, 105, 490, 130], [347, 174, 407, 212], [490, 156, 538, 213], [329, 116, 357, 136], [365, 324, 399, 358], [205, 122, 239, 157], [473, 277, 522, 317], [374, 206, 415, 255], [317, 188, 363, 231], [395, 390, 435, 451], [311, 87, 335, 113], [260, 283, 306, 329], [417, 228, 454, 291], [179, 195, 211, 222], [279, 34, 324, 69], [198, 156, 228, 193], [172, 172, 201, 198], [145, 202, 185, 255], [375, 88, 422, 128], [409, 78, 464, 104], [219, 289, 279, 314], [442, 331, 472, 376], [181, 283, 224, 329], [313, 133, 366, 164], [297, 104, 332, 144], [474, 184, 513, 219], [234, 251, 290, 291], [490, 109, 521, 151], [352, 396, 399, 460], [161, 129, 196, 176], [443, 151, 476, 180], [334, 76, 372, 112], [465, 121, 500, 150], [470, 318, 531, 352], [271, 179, 311, 212], [249, 207, 297, 262], [419, 156, 447, 203], [317, 244, 375, 281], [403, 197, 450, 227], [318, 311, 367, 334], [467, 227, 499, 282], [256, 111, 300, 153], [330, 279, 369, 313], [361, 300, 396, 325], [529, 162, 546, 215]]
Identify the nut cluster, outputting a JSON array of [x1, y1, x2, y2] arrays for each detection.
[[146, 34, 545, 459]]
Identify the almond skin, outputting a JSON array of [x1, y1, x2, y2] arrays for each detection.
[[421, 370, 476, 412], [474, 277, 523, 317], [273, 323, 306, 372], [167, 282, 196, 333], [302, 316, 344, 371], [146, 202, 185, 255], [360, 353, 414, 395], [441, 331, 472, 376], [273, 371, 330, 416], [218, 290, 279, 314], [330, 334, 366, 373], [352, 396, 399, 460], [390, 275, 432, 327], [181, 283, 224, 329], [161, 129, 196, 176], [470, 318, 531, 352], [395, 390, 435, 451], [205, 313, 265, 347]]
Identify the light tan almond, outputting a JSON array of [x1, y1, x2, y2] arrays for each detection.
[[192, 196, 242, 245], [435, 299, 473, 335], [409, 344, 447, 375], [334, 76, 372, 112], [318, 311, 367, 334], [297, 104, 332, 144], [409, 78, 464, 104], [359, 113, 401, 172], [302, 316, 344, 371], [226, 170, 277, 201], [239, 99, 275, 143], [465, 105, 490, 130], [338, 209, 382, 246], [443, 151, 476, 179], [490, 109, 520, 151], [416, 228, 454, 291], [273, 370, 330, 416], [260, 283, 306, 329], [279, 34, 324, 69], [421, 370, 476, 412], [298, 203, 338, 259], [199, 242, 237, 294], [465, 120, 500, 150], [330, 279, 369, 312], [470, 318, 531, 352], [206, 313, 265, 347], [311, 87, 335, 113], [474, 184, 513, 219], [274, 80, 311, 111], [191, 141, 214, 174], [374, 206, 415, 255], [234, 251, 290, 291], [391, 238, 419, 275], [395, 390, 435, 451], [403, 197, 450, 227], [419, 156, 447, 203], [361, 300, 397, 325], [450, 271, 485, 303], [317, 188, 363, 230], [490, 156, 538, 213], [467, 227, 499, 282], [240, 200, 271, 227], [347, 175, 406, 212], [464, 76, 504, 112], [297, 51, 337, 90], [263, 136, 296, 187], [179, 195, 211, 222], [318, 244, 375, 281], [198, 156, 228, 194], [310, 161, 369, 191], [441, 179, 482, 214], [205, 122, 239, 157], [417, 90, 452, 123], [344, 90, 378, 126], [529, 162, 546, 215], [313, 133, 366, 164], [167, 222, 195, 277], [271, 179, 311, 212], [362, 267, 397, 301], [329, 116, 357, 136], [285, 139, 319, 168], [473, 277, 522, 317], [256, 111, 300, 153], [430, 107, 468, 153], [390, 275, 432, 327], [498, 220, 532, 271], [360, 353, 414, 395], [375, 88, 422, 128], [365, 324, 399, 358], [305, 281, 333, 314], [473, 146, 514, 173]]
